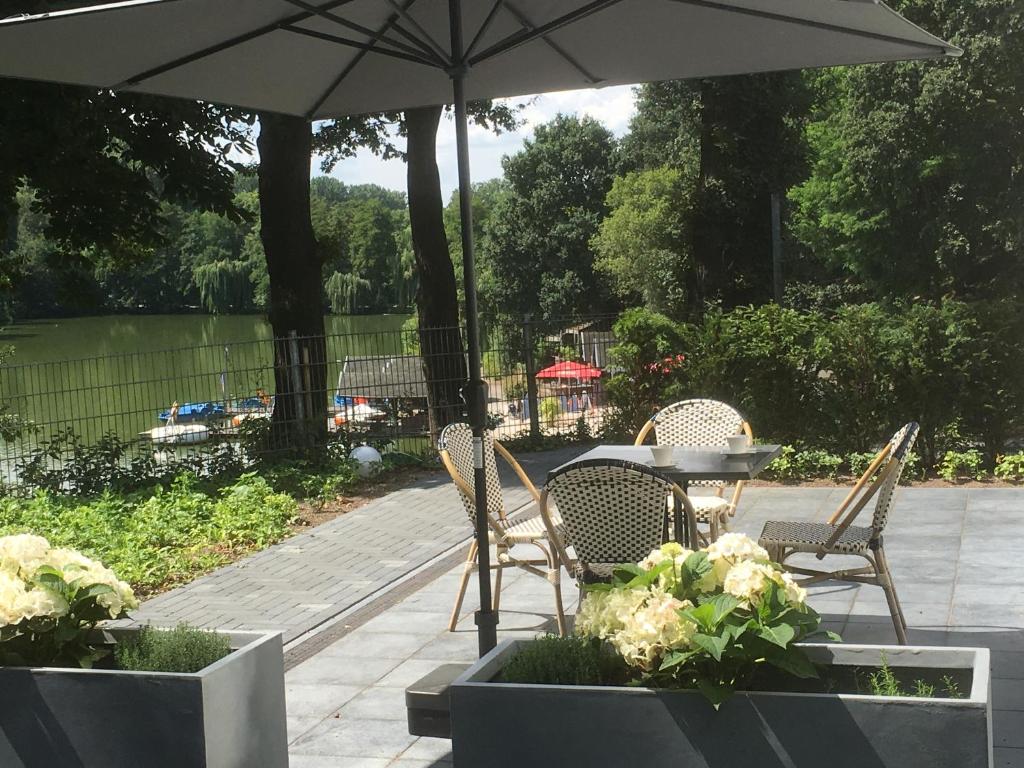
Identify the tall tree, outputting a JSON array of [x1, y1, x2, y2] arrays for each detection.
[[620, 76, 810, 311], [257, 113, 327, 449], [791, 0, 1024, 301], [482, 114, 619, 323], [406, 106, 466, 438]]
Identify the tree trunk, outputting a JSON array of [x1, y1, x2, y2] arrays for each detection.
[[406, 106, 468, 444], [257, 112, 327, 451]]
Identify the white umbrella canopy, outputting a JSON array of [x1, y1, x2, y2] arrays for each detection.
[[0, 0, 958, 655], [0, 0, 958, 120]]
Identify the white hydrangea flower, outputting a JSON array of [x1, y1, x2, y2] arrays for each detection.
[[705, 533, 770, 582], [0, 570, 29, 626], [608, 589, 695, 670], [723, 560, 807, 608], [575, 588, 647, 640], [0, 534, 52, 579], [723, 560, 777, 606]]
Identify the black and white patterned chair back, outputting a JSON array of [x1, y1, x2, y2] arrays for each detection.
[[649, 399, 748, 488], [439, 422, 505, 525], [546, 460, 672, 573], [871, 422, 920, 535]]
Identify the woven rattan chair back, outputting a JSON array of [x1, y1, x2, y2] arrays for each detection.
[[438, 422, 506, 525], [545, 459, 675, 572], [637, 399, 751, 489], [870, 423, 920, 535]]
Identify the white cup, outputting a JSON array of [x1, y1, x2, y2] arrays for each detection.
[[650, 445, 675, 467], [727, 434, 751, 453]]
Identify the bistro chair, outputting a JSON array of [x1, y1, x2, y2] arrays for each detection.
[[539, 459, 698, 587], [635, 398, 754, 541], [438, 423, 567, 636], [758, 423, 920, 644]]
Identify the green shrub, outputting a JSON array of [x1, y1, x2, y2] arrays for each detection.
[[539, 397, 561, 428], [995, 453, 1024, 483], [847, 451, 878, 478], [0, 473, 296, 593], [937, 450, 986, 483], [501, 635, 627, 687], [792, 449, 844, 480], [115, 624, 232, 673]]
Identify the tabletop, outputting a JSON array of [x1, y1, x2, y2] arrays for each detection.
[[549, 444, 783, 484]]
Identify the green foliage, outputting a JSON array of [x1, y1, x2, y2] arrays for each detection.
[[0, 474, 296, 594], [115, 624, 232, 674], [865, 655, 964, 699], [936, 450, 986, 483], [482, 115, 620, 322], [0, 563, 132, 669], [605, 300, 1024, 465], [501, 635, 628, 687], [764, 447, 840, 482], [995, 454, 1024, 483], [592, 166, 694, 316], [539, 397, 561, 429], [791, 0, 1024, 303], [583, 546, 830, 706]]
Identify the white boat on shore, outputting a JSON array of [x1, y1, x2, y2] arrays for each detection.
[[141, 424, 210, 445]]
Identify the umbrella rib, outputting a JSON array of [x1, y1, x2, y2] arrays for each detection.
[[278, 0, 446, 65], [464, 0, 504, 61], [499, 1, 602, 84], [468, 0, 626, 67], [282, 25, 437, 67], [384, 0, 453, 67], [303, 2, 434, 120], [666, 0, 953, 56], [116, 0, 360, 88]]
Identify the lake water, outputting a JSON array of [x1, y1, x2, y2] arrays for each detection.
[[0, 314, 412, 460]]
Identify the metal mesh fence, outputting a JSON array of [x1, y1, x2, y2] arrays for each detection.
[[0, 315, 619, 489]]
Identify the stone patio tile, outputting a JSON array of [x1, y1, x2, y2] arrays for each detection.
[[290, 717, 417, 760], [317, 632, 435, 660], [996, 711, 1024, 749], [399, 737, 456, 762], [288, 656, 403, 687], [951, 603, 1024, 629], [994, 679, 1024, 711], [290, 756, 390, 768], [286, 683, 363, 719], [377, 658, 461, 689], [990, 651, 1024, 680], [847, 602, 951, 627], [995, 747, 1024, 768], [358, 611, 450, 635], [337, 687, 409, 721], [288, 717, 326, 744], [389, 760, 452, 767]]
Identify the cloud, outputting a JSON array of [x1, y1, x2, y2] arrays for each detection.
[[316, 84, 637, 199]]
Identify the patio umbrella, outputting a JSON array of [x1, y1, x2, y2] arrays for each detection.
[[536, 361, 604, 381], [0, 0, 958, 655]]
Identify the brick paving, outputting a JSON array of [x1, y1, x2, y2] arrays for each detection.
[[127, 446, 585, 643]]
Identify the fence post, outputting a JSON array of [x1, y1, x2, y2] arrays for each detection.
[[523, 314, 540, 439], [287, 331, 306, 423]]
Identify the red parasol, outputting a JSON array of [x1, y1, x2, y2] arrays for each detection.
[[535, 361, 604, 381]]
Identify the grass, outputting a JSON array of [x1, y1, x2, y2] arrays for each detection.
[[0, 473, 297, 595]]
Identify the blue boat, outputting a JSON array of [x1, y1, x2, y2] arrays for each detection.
[[158, 401, 228, 424]]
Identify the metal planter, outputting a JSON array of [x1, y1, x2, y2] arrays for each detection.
[[0, 629, 288, 768], [451, 640, 992, 768]]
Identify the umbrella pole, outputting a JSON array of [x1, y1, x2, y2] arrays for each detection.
[[450, 0, 497, 657]]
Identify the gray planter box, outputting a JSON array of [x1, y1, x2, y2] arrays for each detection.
[[0, 628, 288, 768], [452, 640, 992, 768]]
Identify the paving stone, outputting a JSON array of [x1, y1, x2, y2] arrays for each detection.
[[290, 716, 417, 760]]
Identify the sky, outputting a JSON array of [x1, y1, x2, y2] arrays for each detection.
[[312, 84, 638, 200]]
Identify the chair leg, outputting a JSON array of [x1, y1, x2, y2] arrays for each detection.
[[448, 540, 478, 632], [876, 547, 908, 638], [872, 549, 907, 645], [492, 548, 505, 617], [708, 514, 719, 543]]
